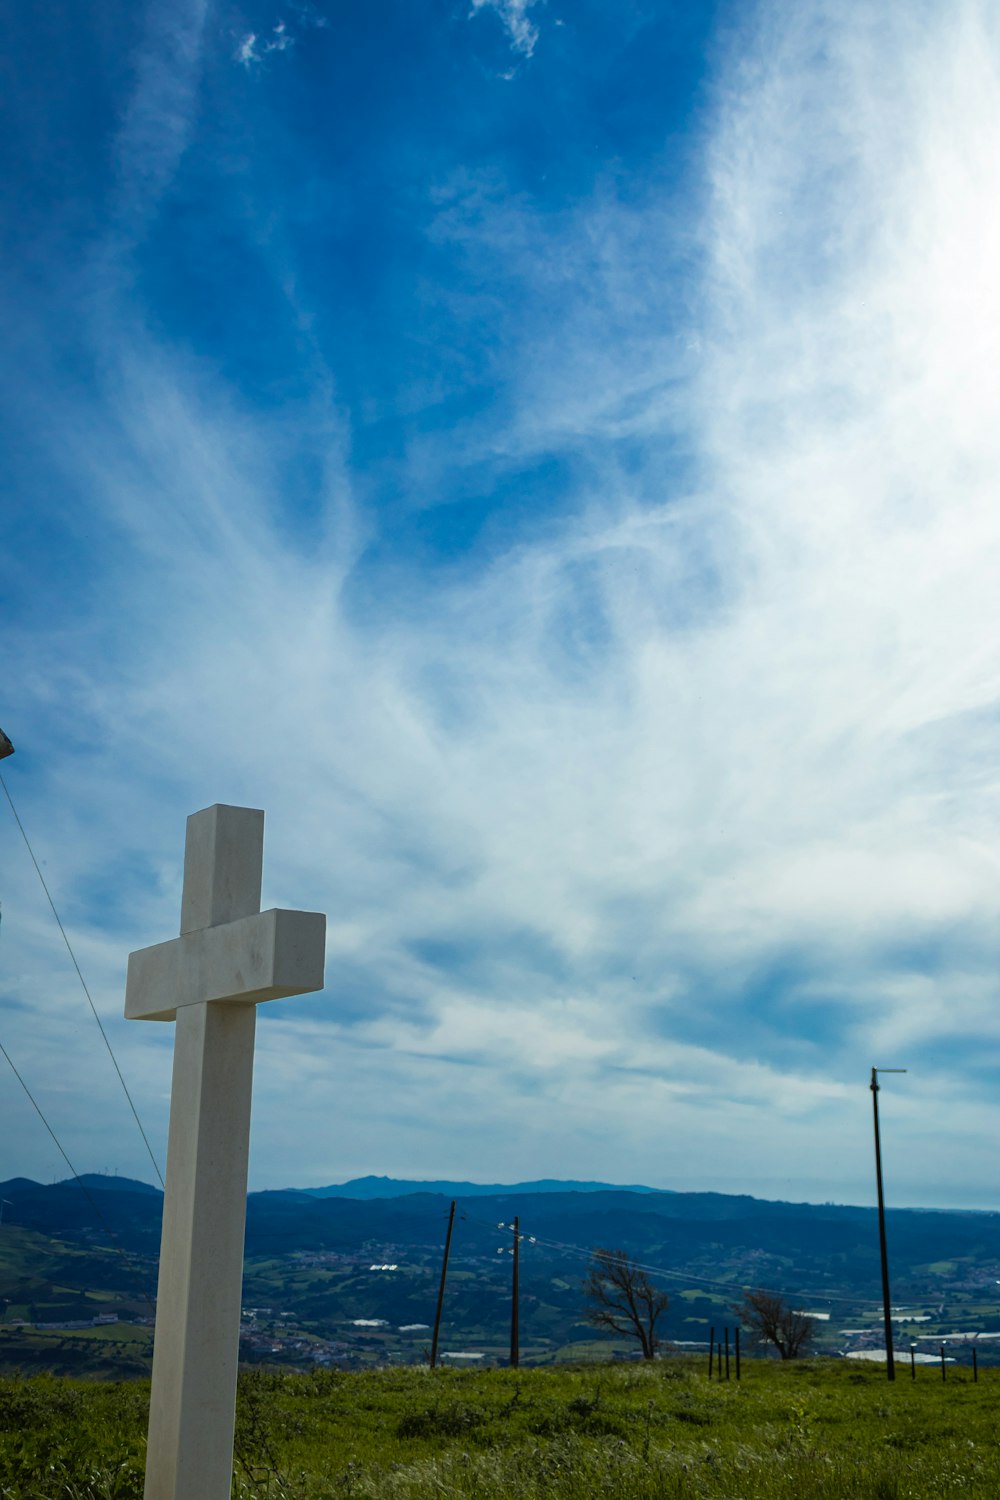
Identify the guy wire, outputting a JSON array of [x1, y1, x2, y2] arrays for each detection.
[[0, 771, 164, 1188], [0, 1036, 159, 1320]]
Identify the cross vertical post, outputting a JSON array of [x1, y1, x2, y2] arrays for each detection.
[[126, 805, 326, 1500]]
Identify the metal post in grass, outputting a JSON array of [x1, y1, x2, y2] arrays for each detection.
[[940, 1344, 946, 1381], [509, 1215, 520, 1369], [910, 1343, 916, 1380], [735, 1326, 741, 1381], [708, 1327, 715, 1377], [718, 1340, 723, 1376], [973, 1344, 978, 1382], [725, 1327, 730, 1380], [430, 1200, 456, 1370], [871, 1066, 906, 1382]]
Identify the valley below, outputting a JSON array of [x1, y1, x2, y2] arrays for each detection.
[[2, 1175, 999, 1379]]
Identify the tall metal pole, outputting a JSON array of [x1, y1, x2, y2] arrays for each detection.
[[430, 1200, 456, 1370], [871, 1066, 905, 1383], [510, 1215, 520, 1369]]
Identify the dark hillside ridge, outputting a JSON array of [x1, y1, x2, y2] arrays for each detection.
[[297, 1175, 663, 1199], [68, 1173, 162, 1196], [2, 1175, 998, 1292]]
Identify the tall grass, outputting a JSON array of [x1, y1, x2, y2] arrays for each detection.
[[1, 1357, 997, 1498]]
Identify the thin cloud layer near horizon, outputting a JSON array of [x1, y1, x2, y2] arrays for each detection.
[[3, 0, 1000, 1210]]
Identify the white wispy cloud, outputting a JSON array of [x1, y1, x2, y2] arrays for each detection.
[[4, 0, 1000, 1207], [110, 0, 209, 244], [235, 6, 330, 69], [470, 0, 541, 59], [236, 20, 294, 68]]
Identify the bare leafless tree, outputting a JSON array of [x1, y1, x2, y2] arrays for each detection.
[[733, 1289, 815, 1360], [583, 1247, 669, 1359]]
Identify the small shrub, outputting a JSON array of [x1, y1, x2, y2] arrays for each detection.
[[396, 1403, 486, 1440], [871, 1477, 900, 1500], [673, 1407, 711, 1426], [565, 1393, 600, 1419]]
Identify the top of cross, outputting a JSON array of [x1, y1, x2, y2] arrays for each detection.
[[125, 804, 326, 1023], [180, 804, 264, 934]]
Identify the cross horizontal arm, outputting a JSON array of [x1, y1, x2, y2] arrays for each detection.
[[125, 908, 326, 1022]]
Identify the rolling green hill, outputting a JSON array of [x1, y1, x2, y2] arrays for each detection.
[[2, 1175, 999, 1377]]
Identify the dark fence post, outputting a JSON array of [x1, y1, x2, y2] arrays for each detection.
[[724, 1327, 730, 1381], [910, 1345, 916, 1380], [708, 1328, 715, 1378], [940, 1345, 946, 1382], [973, 1346, 978, 1383]]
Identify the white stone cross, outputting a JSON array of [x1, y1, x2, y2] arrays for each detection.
[[125, 804, 326, 1500]]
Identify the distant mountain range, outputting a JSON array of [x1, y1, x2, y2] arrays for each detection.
[[4, 1171, 1000, 1349], [6, 1168, 1000, 1379], [293, 1175, 664, 1200], [9, 1173, 665, 1203], [2, 1171, 996, 1269]]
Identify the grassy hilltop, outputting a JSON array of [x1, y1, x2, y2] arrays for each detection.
[[2, 1357, 1000, 1499]]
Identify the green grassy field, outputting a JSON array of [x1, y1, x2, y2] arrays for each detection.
[[2, 1356, 1000, 1498]]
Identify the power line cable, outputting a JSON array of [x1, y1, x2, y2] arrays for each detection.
[[0, 1036, 158, 1319], [458, 1205, 891, 1311], [0, 770, 164, 1188], [0, 1037, 93, 1194], [542, 1234, 885, 1310]]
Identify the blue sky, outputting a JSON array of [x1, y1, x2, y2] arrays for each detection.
[[3, 0, 1000, 1208]]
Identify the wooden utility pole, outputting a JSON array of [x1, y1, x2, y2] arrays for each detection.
[[430, 1201, 456, 1369], [871, 1066, 906, 1383], [509, 1215, 520, 1369]]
